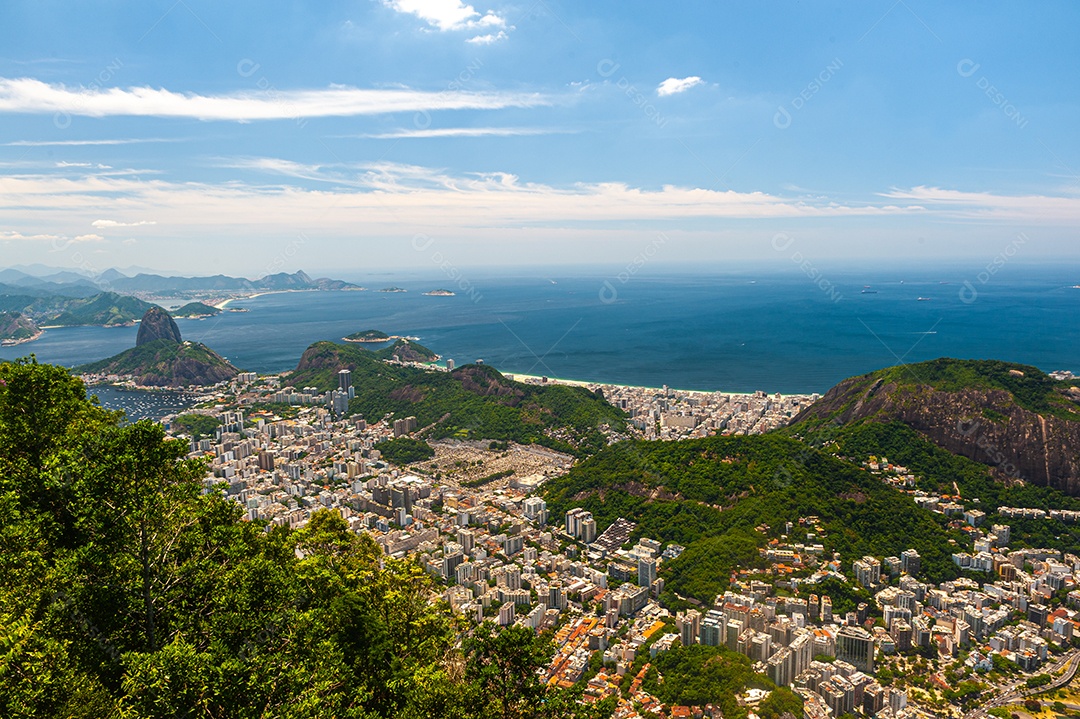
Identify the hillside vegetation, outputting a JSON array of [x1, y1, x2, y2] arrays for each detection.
[[43, 292, 157, 327], [76, 339, 238, 387], [543, 434, 964, 603], [0, 358, 606, 719], [792, 358, 1080, 495], [285, 341, 625, 456]]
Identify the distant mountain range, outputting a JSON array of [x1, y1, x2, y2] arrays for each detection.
[[0, 267, 362, 294], [0, 267, 362, 332]]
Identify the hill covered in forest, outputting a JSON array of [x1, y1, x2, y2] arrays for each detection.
[[791, 358, 1080, 495], [285, 341, 626, 456], [74, 308, 238, 387], [542, 433, 966, 604]]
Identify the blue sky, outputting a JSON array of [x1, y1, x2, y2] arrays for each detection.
[[1, 0, 1077, 277]]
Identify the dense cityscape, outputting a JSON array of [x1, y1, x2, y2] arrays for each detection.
[[99, 363, 1080, 719]]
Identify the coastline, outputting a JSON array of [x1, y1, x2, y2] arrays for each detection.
[[505, 370, 810, 399], [213, 288, 320, 310], [0, 328, 45, 347]]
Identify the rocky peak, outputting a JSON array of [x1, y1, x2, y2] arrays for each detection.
[[136, 306, 182, 346]]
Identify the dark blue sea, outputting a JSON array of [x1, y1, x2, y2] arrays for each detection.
[[4, 266, 1078, 398]]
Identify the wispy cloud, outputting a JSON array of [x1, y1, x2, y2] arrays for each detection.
[[466, 31, 508, 45], [383, 0, 507, 32], [4, 137, 184, 147], [346, 126, 569, 139], [881, 186, 1080, 222], [0, 77, 545, 121], [0, 162, 923, 244], [657, 76, 704, 97], [0, 230, 65, 242], [91, 219, 157, 228]]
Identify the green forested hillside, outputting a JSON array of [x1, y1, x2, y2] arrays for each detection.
[[75, 338, 238, 387], [0, 358, 607, 719], [285, 341, 625, 456], [44, 292, 157, 327], [543, 434, 963, 603], [790, 419, 1080, 555]]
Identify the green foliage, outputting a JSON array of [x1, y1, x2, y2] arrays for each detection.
[[0, 311, 39, 341], [378, 437, 435, 465], [462, 469, 515, 489], [344, 329, 390, 341], [642, 644, 754, 715], [169, 413, 221, 441], [44, 292, 157, 328], [794, 420, 1080, 558], [375, 338, 439, 363], [1026, 673, 1052, 688], [287, 342, 625, 456], [0, 358, 601, 719], [874, 358, 1080, 421], [170, 302, 221, 318], [544, 434, 961, 602], [75, 339, 238, 387]]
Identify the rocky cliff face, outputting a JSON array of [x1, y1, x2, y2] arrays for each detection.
[[793, 373, 1080, 495], [136, 307, 182, 346]]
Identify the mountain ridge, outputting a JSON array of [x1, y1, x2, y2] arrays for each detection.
[[790, 358, 1080, 495]]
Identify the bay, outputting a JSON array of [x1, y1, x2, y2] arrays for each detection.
[[3, 267, 1078, 395]]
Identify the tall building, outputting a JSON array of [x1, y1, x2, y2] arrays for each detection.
[[446, 359, 455, 371], [580, 517, 597, 544], [548, 581, 566, 611], [901, 548, 921, 576], [523, 497, 548, 525], [678, 609, 700, 647], [499, 601, 515, 626], [257, 450, 275, 472], [565, 508, 590, 537], [836, 626, 875, 673], [853, 556, 882, 588], [338, 368, 353, 395], [331, 389, 349, 416], [638, 557, 657, 588]]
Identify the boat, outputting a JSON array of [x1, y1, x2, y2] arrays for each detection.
[[917, 297, 931, 301], [861, 286, 878, 294]]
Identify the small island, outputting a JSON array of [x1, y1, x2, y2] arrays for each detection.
[[344, 329, 399, 343], [378, 287, 407, 293], [171, 302, 222, 319], [423, 289, 455, 296]]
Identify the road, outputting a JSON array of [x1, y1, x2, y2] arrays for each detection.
[[963, 649, 1080, 719]]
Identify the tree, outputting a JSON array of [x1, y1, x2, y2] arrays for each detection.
[[464, 623, 554, 719]]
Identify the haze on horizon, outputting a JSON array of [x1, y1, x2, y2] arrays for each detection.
[[1, 1, 1078, 276]]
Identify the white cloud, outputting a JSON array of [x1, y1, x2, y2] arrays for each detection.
[[0, 162, 923, 245], [384, 0, 506, 31], [92, 219, 157, 228], [0, 230, 65, 242], [73, 233, 104, 242], [881, 186, 1080, 222], [466, 30, 508, 44], [4, 137, 183, 147], [0, 77, 545, 121], [657, 76, 705, 97], [349, 126, 566, 139]]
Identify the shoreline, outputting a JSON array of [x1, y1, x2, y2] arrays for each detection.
[[213, 288, 322, 310], [0, 328, 45, 347], [504, 370, 812, 399]]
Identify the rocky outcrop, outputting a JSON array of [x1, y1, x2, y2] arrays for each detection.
[[136, 307, 182, 346], [793, 369, 1080, 495]]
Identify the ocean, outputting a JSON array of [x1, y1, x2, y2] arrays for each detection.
[[4, 266, 1078, 399]]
